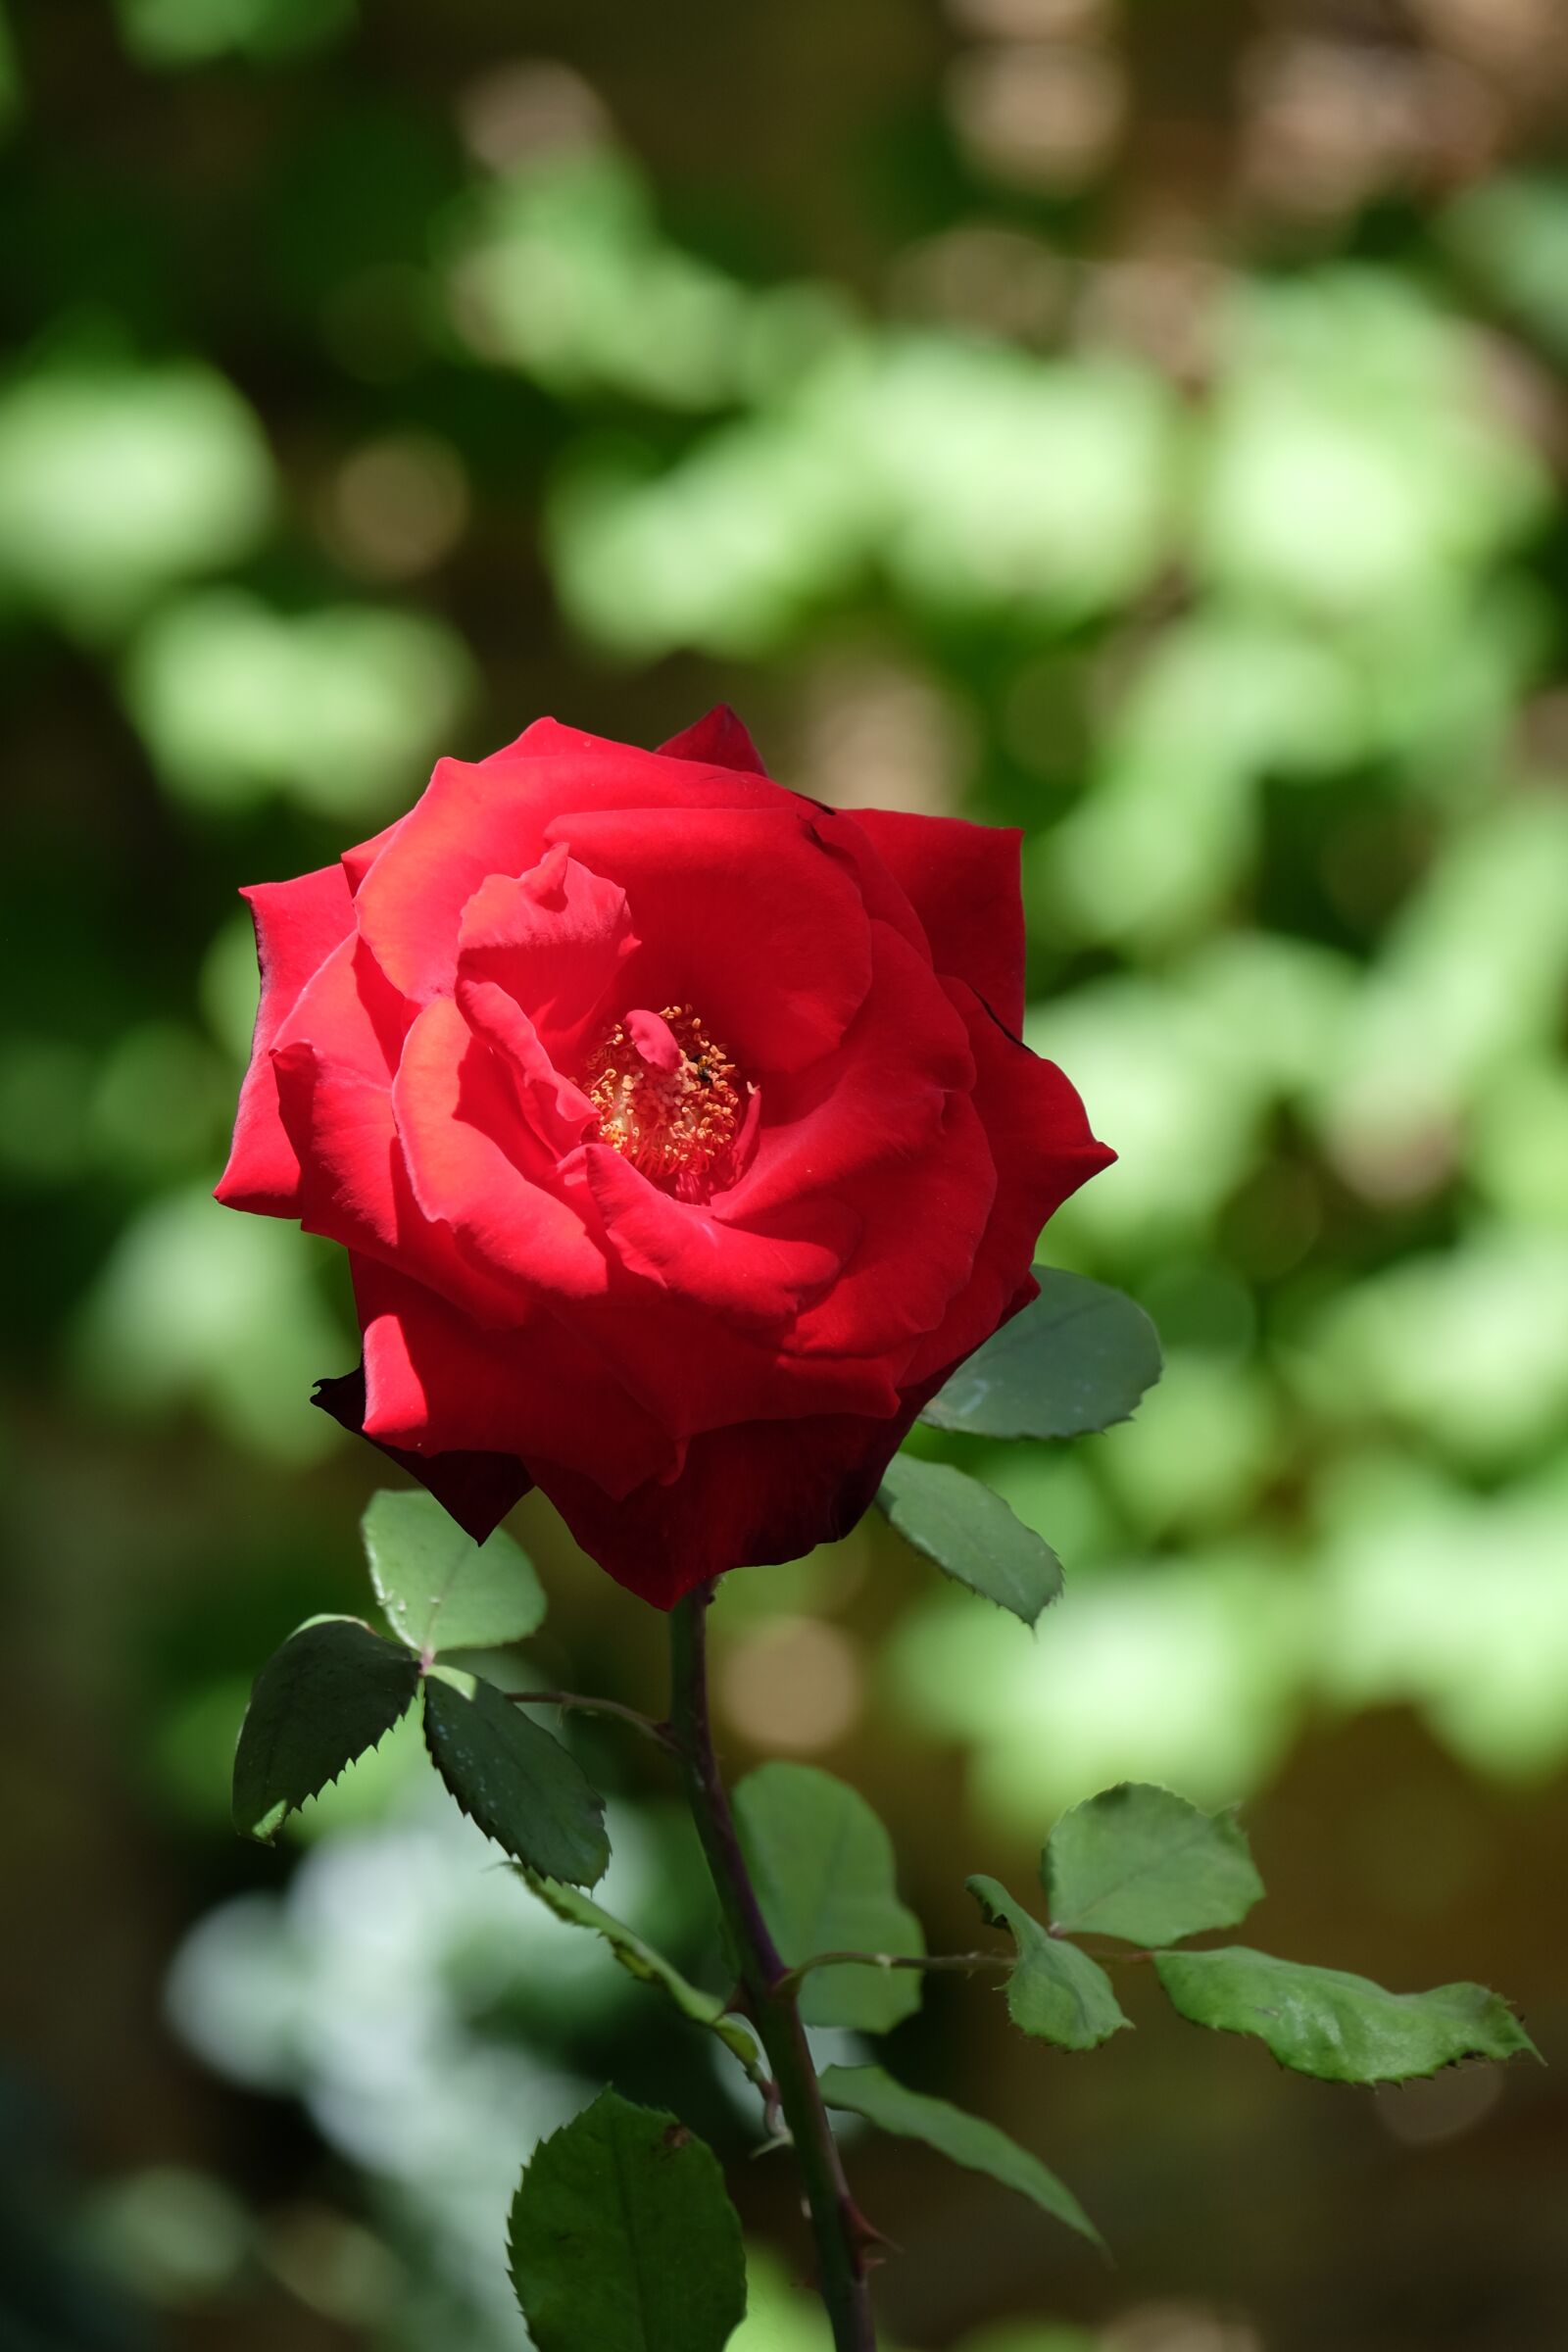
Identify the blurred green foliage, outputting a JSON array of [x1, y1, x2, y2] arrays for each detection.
[[4, 3, 1568, 2348]]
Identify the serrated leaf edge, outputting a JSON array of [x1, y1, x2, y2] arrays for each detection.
[[1044, 1781, 1264, 1943], [967, 1874, 1132, 2052], [506, 2089, 747, 2346], [232, 1615, 420, 1844], [874, 1463, 1062, 1630], [421, 1667, 610, 1888], [1152, 1946, 1544, 2083], [361, 1490, 544, 1657]]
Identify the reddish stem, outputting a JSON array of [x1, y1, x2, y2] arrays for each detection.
[[668, 1583, 878, 2352]]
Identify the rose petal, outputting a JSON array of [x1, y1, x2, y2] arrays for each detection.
[[354, 756, 545, 1003], [901, 979, 1115, 1384], [312, 1365, 533, 1544], [503, 716, 623, 760], [341, 815, 405, 896], [575, 1142, 858, 1332], [532, 1377, 947, 1608], [456, 844, 637, 1055], [353, 1255, 675, 1496], [834, 807, 1028, 1031], [547, 803, 874, 1074], [560, 1276, 904, 1446], [391, 996, 610, 1304], [787, 1090, 997, 1366], [270, 1042, 520, 1326], [717, 921, 973, 1221], [271, 932, 410, 1083], [623, 1006, 682, 1074], [357, 739, 785, 1003], [809, 809, 931, 958], [657, 704, 770, 775], [455, 977, 598, 1157], [216, 864, 355, 1214]]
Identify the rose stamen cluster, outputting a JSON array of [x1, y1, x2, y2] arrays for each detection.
[[583, 1004, 747, 1201], [217, 706, 1111, 1605]]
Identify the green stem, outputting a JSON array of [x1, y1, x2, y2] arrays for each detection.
[[778, 1949, 1008, 1989], [668, 1583, 878, 2352]]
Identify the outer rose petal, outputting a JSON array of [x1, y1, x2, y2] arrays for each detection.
[[216, 864, 355, 1213], [658, 704, 769, 775], [901, 978, 1115, 1386], [271, 931, 409, 1082], [808, 809, 930, 960], [561, 1277, 906, 1444], [271, 1043, 520, 1326], [785, 1091, 997, 1366], [356, 740, 784, 1002], [312, 1367, 532, 1544], [341, 814, 405, 895], [834, 807, 1028, 1033], [532, 1376, 949, 1607], [353, 1255, 675, 1495]]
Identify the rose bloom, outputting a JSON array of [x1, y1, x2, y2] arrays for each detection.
[[218, 709, 1112, 1606]]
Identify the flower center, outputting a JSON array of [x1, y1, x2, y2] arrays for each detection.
[[583, 1004, 745, 1198]]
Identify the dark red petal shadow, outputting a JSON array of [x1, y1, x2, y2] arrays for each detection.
[[312, 1367, 533, 1545]]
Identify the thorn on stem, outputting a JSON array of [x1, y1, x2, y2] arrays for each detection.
[[846, 2199, 899, 2260]]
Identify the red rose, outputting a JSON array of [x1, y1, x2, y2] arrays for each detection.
[[217, 709, 1112, 1606]]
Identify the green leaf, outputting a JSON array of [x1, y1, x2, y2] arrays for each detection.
[[423, 1666, 609, 1886], [967, 1875, 1129, 2052], [517, 1870, 765, 2084], [817, 2064, 1102, 2249], [921, 1267, 1161, 1442], [362, 1486, 545, 1655], [877, 1457, 1063, 1627], [509, 2088, 746, 2352], [1044, 1783, 1265, 1946], [733, 1762, 925, 2033], [1154, 1947, 1541, 2084], [232, 1616, 419, 1843]]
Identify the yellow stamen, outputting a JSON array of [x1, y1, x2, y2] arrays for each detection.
[[583, 1004, 744, 1196]]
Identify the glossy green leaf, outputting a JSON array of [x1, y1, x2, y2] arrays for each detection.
[[968, 1875, 1129, 2051], [733, 1762, 925, 2032], [877, 1457, 1063, 1626], [921, 1268, 1162, 1441], [1044, 1783, 1265, 1946], [231, 1615, 419, 1843], [1154, 1946, 1541, 2083], [517, 1870, 765, 2083], [508, 2089, 746, 2352], [817, 2064, 1102, 2248], [362, 1486, 545, 1655], [423, 1666, 609, 1886]]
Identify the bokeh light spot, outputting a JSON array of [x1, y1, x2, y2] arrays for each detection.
[[719, 1616, 863, 1753]]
